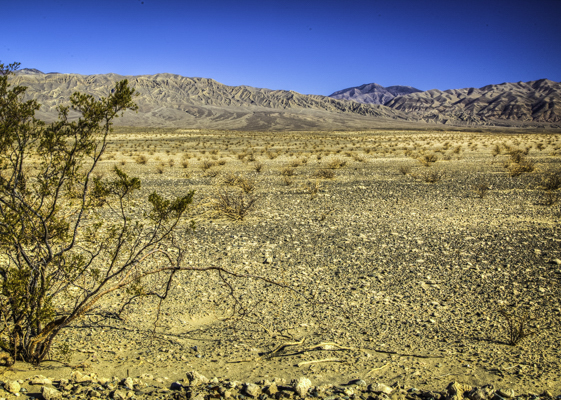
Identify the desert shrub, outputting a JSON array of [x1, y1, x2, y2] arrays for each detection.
[[211, 190, 257, 221], [181, 160, 189, 168], [499, 307, 537, 346], [281, 167, 296, 176], [200, 159, 215, 170], [0, 63, 199, 365], [314, 169, 335, 179], [539, 172, 561, 191], [473, 183, 490, 198], [417, 153, 438, 167], [302, 180, 321, 199], [398, 165, 411, 175], [253, 161, 264, 173], [282, 176, 294, 186], [325, 157, 347, 169], [223, 173, 239, 186], [236, 176, 256, 194], [415, 170, 445, 183], [506, 159, 535, 177], [217, 159, 227, 166], [136, 155, 148, 164]]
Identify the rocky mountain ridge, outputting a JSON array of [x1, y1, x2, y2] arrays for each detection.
[[329, 83, 422, 105], [385, 79, 561, 125]]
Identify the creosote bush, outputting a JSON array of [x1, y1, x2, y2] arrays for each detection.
[[0, 62, 279, 366]]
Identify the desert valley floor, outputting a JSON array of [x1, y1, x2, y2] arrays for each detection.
[[2, 128, 560, 398]]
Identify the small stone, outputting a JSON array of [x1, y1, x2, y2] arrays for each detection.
[[369, 383, 393, 395], [70, 371, 92, 383], [264, 257, 273, 264], [446, 382, 472, 400], [245, 383, 262, 397], [41, 386, 62, 400], [140, 374, 154, 381], [265, 383, 278, 396], [295, 377, 312, 398], [123, 377, 134, 390], [348, 379, 367, 387], [5, 381, 21, 394], [192, 394, 206, 400], [186, 371, 209, 386], [112, 389, 128, 400], [31, 375, 53, 385], [98, 377, 110, 385], [223, 389, 234, 399], [468, 385, 495, 400], [497, 389, 515, 399]]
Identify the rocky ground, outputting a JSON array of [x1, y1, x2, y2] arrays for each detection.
[[1, 128, 560, 399]]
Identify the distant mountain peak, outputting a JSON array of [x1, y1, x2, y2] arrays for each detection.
[[329, 83, 422, 105]]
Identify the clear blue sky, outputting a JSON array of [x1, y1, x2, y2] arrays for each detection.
[[2, 0, 560, 95]]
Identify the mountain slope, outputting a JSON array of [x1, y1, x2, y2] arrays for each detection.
[[329, 83, 421, 105], [11, 70, 415, 130], [385, 79, 561, 125]]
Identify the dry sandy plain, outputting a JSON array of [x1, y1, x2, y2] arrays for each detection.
[[1, 128, 560, 399]]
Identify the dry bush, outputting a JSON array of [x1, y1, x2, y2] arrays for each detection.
[[415, 170, 445, 183], [314, 169, 335, 179], [473, 183, 490, 198], [417, 153, 439, 167], [136, 155, 148, 164], [253, 161, 264, 173], [325, 157, 347, 169], [543, 192, 559, 206], [499, 307, 537, 346], [181, 160, 189, 168], [222, 173, 239, 186], [282, 176, 294, 186], [281, 167, 296, 176], [539, 172, 561, 191], [168, 159, 175, 167], [302, 180, 321, 199], [506, 159, 535, 177], [217, 159, 227, 166], [156, 166, 164, 174], [289, 159, 302, 168], [237, 176, 256, 194], [200, 160, 215, 171], [211, 190, 257, 221], [399, 165, 411, 175]]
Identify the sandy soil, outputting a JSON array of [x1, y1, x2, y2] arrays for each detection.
[[1, 128, 560, 398]]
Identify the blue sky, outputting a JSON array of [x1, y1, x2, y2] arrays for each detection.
[[2, 0, 560, 95]]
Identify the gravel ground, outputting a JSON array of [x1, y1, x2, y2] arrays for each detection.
[[1, 129, 560, 399]]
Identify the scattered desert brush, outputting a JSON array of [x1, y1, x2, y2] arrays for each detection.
[[254, 161, 264, 173], [499, 307, 537, 346], [325, 157, 347, 169], [200, 160, 216, 170], [399, 165, 411, 175], [136, 155, 148, 164], [473, 182, 490, 198], [314, 169, 335, 179], [211, 190, 257, 221], [417, 153, 439, 167], [302, 180, 322, 199], [281, 167, 296, 176], [414, 169, 445, 183]]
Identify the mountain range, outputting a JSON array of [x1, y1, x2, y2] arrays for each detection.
[[11, 69, 561, 130]]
